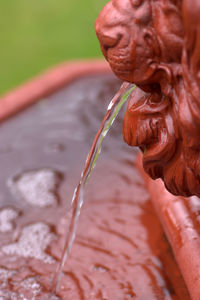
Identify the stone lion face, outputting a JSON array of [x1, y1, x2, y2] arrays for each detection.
[[95, 0, 157, 85], [96, 0, 200, 197]]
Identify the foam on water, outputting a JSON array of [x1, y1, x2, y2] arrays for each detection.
[[0, 292, 21, 300], [21, 277, 41, 298], [0, 271, 61, 300], [10, 169, 62, 207], [0, 267, 16, 289], [0, 208, 18, 233], [1, 222, 55, 263], [0, 268, 18, 300], [0, 282, 40, 300]]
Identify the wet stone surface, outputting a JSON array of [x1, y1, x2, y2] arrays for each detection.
[[0, 74, 189, 299]]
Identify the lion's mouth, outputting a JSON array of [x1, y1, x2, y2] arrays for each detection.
[[123, 86, 163, 146], [123, 86, 176, 179]]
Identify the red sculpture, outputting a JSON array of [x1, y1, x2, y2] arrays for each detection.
[[95, 0, 200, 198]]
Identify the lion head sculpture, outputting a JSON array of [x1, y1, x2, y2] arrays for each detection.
[[96, 0, 200, 197]]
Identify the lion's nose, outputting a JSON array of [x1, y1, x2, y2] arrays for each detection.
[[95, 1, 122, 56]]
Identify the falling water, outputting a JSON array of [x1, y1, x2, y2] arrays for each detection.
[[52, 82, 136, 292]]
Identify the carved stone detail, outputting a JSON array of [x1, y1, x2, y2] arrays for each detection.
[[96, 0, 200, 197]]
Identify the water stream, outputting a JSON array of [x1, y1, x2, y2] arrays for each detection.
[[52, 82, 135, 292]]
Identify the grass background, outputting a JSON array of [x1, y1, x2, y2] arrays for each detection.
[[0, 0, 108, 95]]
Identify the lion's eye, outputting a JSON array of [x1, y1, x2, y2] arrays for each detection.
[[100, 35, 119, 49], [130, 0, 143, 8]]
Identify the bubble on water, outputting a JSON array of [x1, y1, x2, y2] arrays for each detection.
[[1, 222, 55, 263], [0, 208, 18, 233], [10, 169, 63, 207]]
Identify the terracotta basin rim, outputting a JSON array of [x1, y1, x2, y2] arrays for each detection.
[[0, 59, 111, 123]]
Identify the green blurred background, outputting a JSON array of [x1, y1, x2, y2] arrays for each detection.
[[0, 0, 108, 95]]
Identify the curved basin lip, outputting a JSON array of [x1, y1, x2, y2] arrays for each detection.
[[0, 59, 111, 123], [137, 153, 199, 300]]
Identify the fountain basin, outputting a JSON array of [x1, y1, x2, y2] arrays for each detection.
[[0, 60, 190, 299], [138, 155, 200, 300]]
